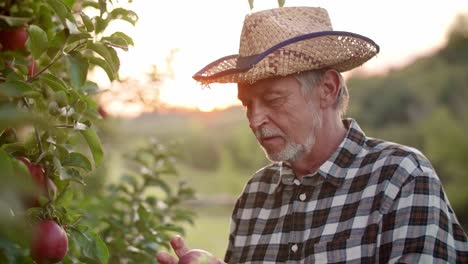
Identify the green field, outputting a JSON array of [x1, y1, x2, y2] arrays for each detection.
[[183, 204, 233, 258], [175, 164, 243, 258]]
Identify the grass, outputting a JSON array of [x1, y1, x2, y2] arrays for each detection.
[[175, 163, 248, 198]]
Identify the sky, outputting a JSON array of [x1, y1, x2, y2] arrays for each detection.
[[95, 0, 468, 116]]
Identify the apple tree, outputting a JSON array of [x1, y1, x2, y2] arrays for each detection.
[[0, 0, 195, 263]]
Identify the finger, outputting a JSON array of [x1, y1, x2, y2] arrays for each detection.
[[170, 235, 190, 258], [156, 251, 177, 264]]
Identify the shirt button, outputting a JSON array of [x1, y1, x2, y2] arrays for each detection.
[[293, 179, 300, 185], [299, 193, 306, 201], [291, 244, 298, 252]]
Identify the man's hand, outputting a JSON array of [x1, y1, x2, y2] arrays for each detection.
[[156, 235, 224, 264]]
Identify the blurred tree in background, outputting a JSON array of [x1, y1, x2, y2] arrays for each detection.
[[347, 13, 468, 229]]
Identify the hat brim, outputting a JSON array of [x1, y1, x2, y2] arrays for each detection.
[[193, 31, 379, 84]]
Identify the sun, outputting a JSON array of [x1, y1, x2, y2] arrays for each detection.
[[196, 100, 217, 112], [158, 80, 240, 112]]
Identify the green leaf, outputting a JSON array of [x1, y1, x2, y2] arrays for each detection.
[[156, 223, 184, 234], [63, 0, 75, 8], [52, 155, 83, 184], [40, 73, 69, 92], [80, 128, 103, 166], [67, 168, 85, 185], [278, 0, 285, 7], [106, 32, 134, 46], [80, 13, 94, 32], [45, 0, 75, 26], [105, 46, 120, 77], [0, 104, 44, 131], [98, 0, 107, 17], [248, 0, 254, 10], [101, 35, 129, 51], [1, 142, 27, 154], [94, 17, 109, 34], [64, 32, 91, 53], [0, 149, 14, 179], [62, 152, 92, 172], [55, 186, 74, 207], [26, 25, 49, 59], [0, 80, 34, 97], [109, 8, 138, 26], [0, 151, 35, 192], [121, 175, 138, 190], [0, 15, 30, 27], [63, 209, 82, 226], [87, 56, 115, 81], [138, 204, 151, 222], [148, 177, 172, 197], [49, 29, 69, 50], [52, 158, 84, 184], [82, 1, 99, 9], [87, 42, 119, 74], [53, 156, 71, 180], [70, 225, 109, 264], [81, 81, 99, 95], [67, 32, 92, 44], [66, 52, 89, 89]]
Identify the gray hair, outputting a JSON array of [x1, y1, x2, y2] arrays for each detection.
[[294, 70, 349, 117]]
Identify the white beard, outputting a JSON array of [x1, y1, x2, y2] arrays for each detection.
[[256, 110, 323, 162]]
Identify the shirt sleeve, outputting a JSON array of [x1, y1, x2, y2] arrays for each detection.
[[378, 168, 468, 263]]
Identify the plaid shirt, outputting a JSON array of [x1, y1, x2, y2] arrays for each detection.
[[224, 119, 468, 263]]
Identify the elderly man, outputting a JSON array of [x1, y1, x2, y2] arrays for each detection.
[[157, 6, 468, 263]]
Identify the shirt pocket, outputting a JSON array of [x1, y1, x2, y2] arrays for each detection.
[[312, 237, 375, 263]]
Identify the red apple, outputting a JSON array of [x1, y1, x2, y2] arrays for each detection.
[[16, 156, 45, 184], [178, 249, 219, 264], [31, 220, 68, 264], [0, 26, 28, 50], [16, 156, 57, 207]]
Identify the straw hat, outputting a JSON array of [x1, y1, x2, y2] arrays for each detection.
[[193, 6, 379, 85]]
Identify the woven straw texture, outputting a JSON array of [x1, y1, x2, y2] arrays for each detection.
[[194, 7, 379, 84]]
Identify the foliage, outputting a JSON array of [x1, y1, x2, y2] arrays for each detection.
[[77, 139, 195, 263], [0, 0, 194, 263]]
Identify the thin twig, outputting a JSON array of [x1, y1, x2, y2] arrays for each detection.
[[27, 40, 88, 83], [54, 125, 75, 128]]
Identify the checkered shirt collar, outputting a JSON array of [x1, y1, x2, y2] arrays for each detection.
[[278, 119, 366, 190]]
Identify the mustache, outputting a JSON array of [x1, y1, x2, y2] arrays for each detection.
[[255, 127, 283, 139]]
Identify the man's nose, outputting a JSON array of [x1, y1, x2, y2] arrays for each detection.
[[248, 105, 268, 131]]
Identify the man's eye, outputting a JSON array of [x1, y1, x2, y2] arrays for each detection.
[[266, 97, 282, 105]]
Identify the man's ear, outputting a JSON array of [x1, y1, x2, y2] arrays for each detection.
[[318, 69, 341, 109]]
